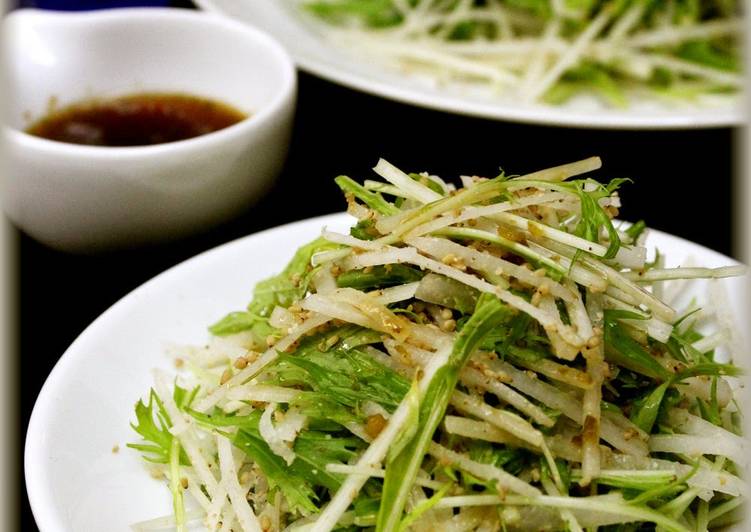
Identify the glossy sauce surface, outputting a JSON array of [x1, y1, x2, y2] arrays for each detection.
[[26, 93, 247, 147]]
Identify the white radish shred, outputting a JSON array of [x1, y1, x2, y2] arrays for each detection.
[[217, 435, 262, 532], [428, 442, 541, 497], [373, 158, 443, 204]]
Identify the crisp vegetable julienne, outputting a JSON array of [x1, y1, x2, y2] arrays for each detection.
[[299, 0, 742, 107], [130, 157, 747, 532]]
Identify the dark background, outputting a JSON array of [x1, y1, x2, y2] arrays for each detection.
[[14, 1, 738, 530]]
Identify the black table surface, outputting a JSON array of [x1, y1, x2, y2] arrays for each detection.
[[16, 49, 738, 532]]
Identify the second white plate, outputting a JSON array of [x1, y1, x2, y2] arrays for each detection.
[[195, 0, 742, 129]]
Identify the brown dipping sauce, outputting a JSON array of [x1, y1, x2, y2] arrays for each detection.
[[25, 93, 247, 147]]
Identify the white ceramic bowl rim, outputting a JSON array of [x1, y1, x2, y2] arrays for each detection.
[[3, 7, 296, 158]]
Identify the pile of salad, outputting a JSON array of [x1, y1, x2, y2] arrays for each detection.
[[300, 0, 742, 107], [130, 157, 746, 532]]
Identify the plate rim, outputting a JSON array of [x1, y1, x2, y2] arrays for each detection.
[[24, 212, 345, 531], [194, 0, 744, 130], [24, 211, 743, 530]]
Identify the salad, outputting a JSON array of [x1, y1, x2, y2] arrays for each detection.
[[300, 0, 742, 107], [130, 157, 746, 531]]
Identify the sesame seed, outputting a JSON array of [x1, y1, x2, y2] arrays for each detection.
[[365, 414, 388, 439], [441, 319, 457, 332]]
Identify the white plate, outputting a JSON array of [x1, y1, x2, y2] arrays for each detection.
[[25, 212, 746, 531], [194, 0, 742, 130]]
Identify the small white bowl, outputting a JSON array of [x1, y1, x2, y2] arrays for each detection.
[[1, 8, 296, 251]]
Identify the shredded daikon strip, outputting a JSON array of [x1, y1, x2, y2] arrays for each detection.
[[526, 157, 605, 182], [526, 241, 608, 291], [367, 281, 420, 305], [538, 294, 581, 360], [450, 390, 544, 447], [194, 313, 330, 412], [690, 329, 731, 354], [346, 244, 582, 345], [496, 211, 610, 257], [345, 198, 371, 220], [461, 367, 555, 427], [226, 384, 302, 403], [625, 265, 745, 282], [352, 39, 521, 84], [606, 0, 646, 41], [311, 247, 352, 267], [428, 442, 540, 496], [443, 415, 583, 463], [680, 376, 733, 407], [323, 464, 444, 490], [154, 372, 219, 494], [378, 180, 507, 242], [363, 179, 413, 199], [539, 462, 584, 532], [450, 493, 689, 531], [404, 191, 568, 238], [602, 294, 674, 343], [626, 18, 743, 48], [444, 414, 523, 445], [648, 434, 747, 467], [510, 350, 593, 390], [523, 6, 613, 101], [373, 158, 444, 204], [217, 435, 262, 532], [407, 235, 574, 301], [520, 18, 561, 94], [320, 229, 387, 251], [269, 305, 299, 330], [342, 246, 417, 270], [562, 246, 676, 322], [374, 207, 417, 235], [665, 409, 746, 451], [181, 469, 212, 512], [259, 403, 307, 466], [205, 476, 229, 530], [565, 282, 595, 341], [580, 292, 605, 486], [657, 460, 747, 498], [302, 289, 411, 341], [489, 359, 648, 456]]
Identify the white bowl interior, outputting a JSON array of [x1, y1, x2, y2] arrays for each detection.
[[3, 9, 290, 129]]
